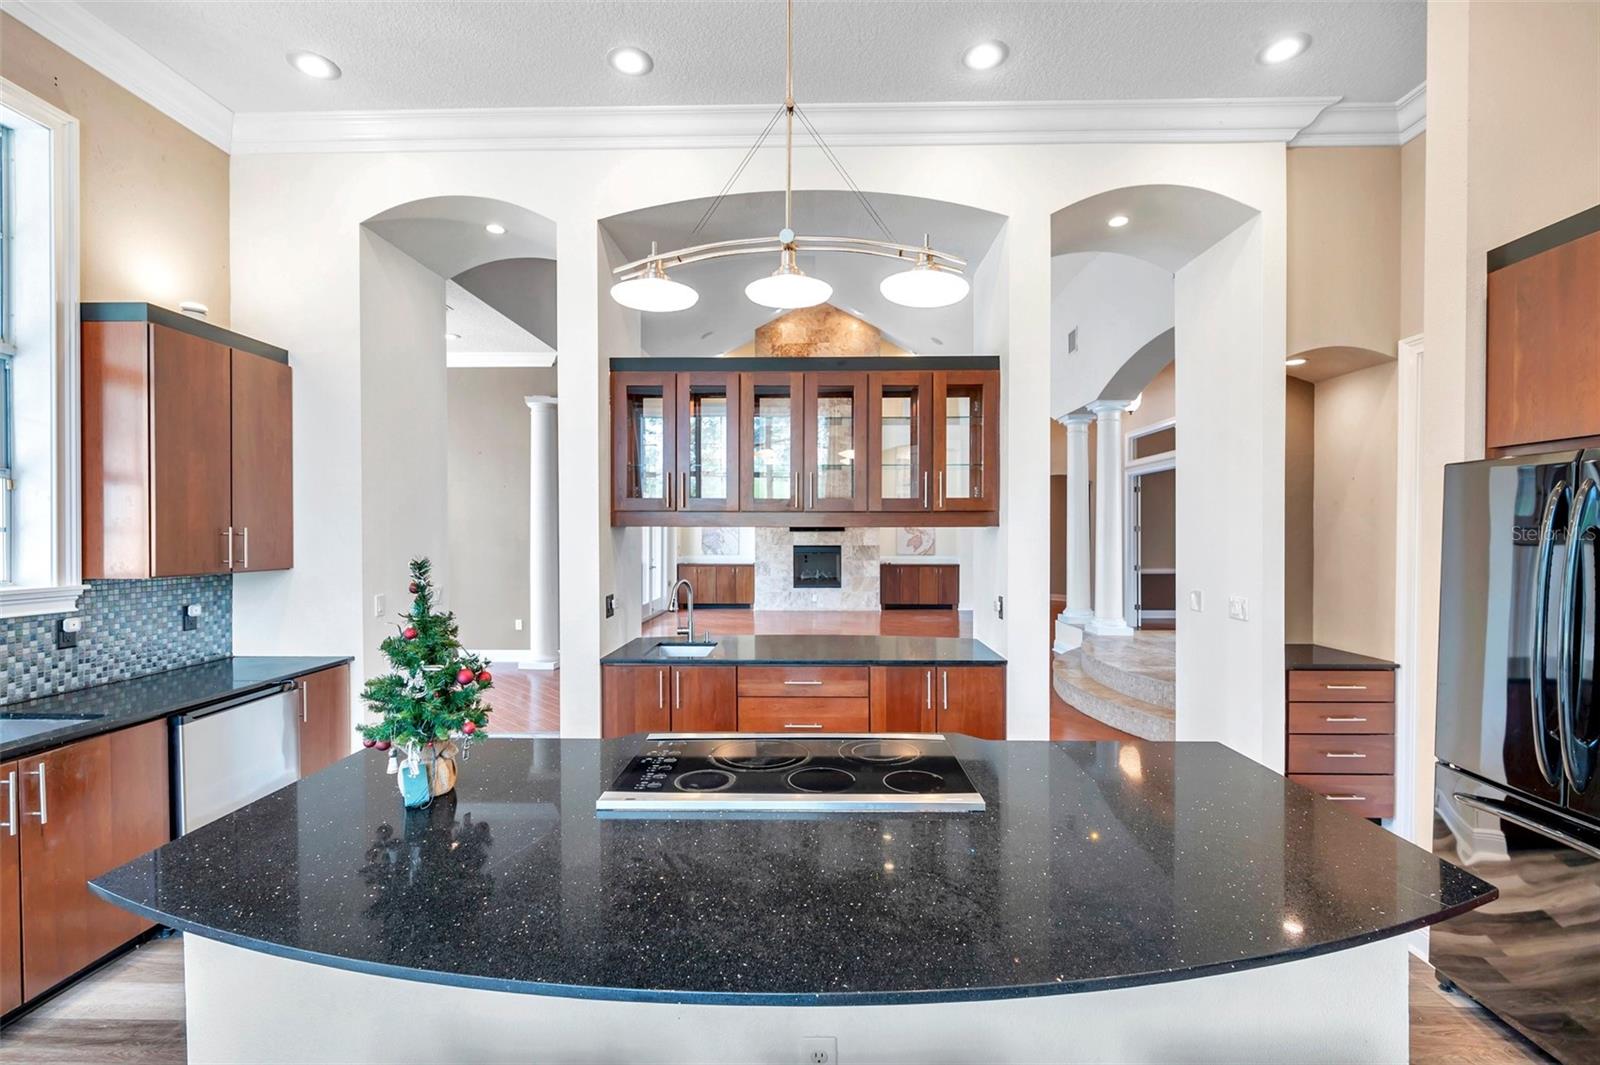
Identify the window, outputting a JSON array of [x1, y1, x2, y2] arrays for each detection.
[[0, 78, 81, 617]]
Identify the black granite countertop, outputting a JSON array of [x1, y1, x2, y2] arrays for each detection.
[[1285, 643, 1399, 671], [1, 656, 353, 761], [90, 735, 1493, 1006], [602, 634, 1005, 666]]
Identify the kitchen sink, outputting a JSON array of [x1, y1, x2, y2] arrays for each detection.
[[0, 716, 97, 745], [651, 642, 718, 659]]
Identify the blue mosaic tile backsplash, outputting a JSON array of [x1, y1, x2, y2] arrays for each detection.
[[1, 576, 233, 705]]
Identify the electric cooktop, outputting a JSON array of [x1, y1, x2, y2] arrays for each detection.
[[596, 733, 986, 815]]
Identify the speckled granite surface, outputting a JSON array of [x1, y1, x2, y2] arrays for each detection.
[[91, 736, 1493, 1006], [1, 656, 352, 760], [1285, 644, 1399, 670], [601, 634, 1005, 666]]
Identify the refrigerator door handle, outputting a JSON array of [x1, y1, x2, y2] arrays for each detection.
[[1530, 480, 1569, 788], [1559, 478, 1599, 793], [1452, 791, 1600, 862]]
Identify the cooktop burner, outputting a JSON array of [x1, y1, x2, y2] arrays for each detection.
[[597, 734, 985, 815]]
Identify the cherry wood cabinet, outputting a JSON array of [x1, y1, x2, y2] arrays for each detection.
[[934, 665, 1007, 740], [15, 720, 169, 1003], [1, 760, 21, 1015], [82, 305, 294, 579], [1285, 658, 1397, 820], [1486, 216, 1600, 451], [742, 372, 806, 513], [869, 666, 938, 733], [676, 373, 741, 513], [880, 563, 959, 608], [297, 664, 353, 778], [804, 372, 869, 512], [611, 373, 677, 513], [602, 665, 737, 735], [933, 371, 1001, 513], [675, 563, 755, 606], [670, 667, 738, 732], [868, 371, 935, 513]]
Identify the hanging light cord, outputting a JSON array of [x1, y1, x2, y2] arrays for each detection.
[[794, 105, 897, 246], [690, 103, 787, 238]]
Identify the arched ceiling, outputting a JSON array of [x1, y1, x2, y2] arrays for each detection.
[[1051, 185, 1258, 271], [364, 195, 557, 278]]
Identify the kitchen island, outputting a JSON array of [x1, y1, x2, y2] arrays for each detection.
[[90, 735, 1494, 1062]]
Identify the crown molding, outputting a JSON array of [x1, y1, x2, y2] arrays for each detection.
[[1292, 83, 1425, 147], [1, 0, 233, 151], [231, 97, 1345, 155]]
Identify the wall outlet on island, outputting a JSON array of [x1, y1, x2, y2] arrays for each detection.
[[798, 1036, 837, 1065]]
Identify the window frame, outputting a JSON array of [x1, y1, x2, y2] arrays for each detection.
[[0, 77, 82, 617]]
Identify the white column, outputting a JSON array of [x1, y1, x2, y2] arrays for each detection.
[[1061, 413, 1094, 626], [1086, 400, 1135, 636], [524, 396, 560, 669]]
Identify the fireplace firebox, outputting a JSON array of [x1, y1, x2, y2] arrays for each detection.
[[793, 545, 842, 589]]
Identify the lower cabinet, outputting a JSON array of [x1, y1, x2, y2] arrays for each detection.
[[676, 564, 755, 606], [879, 563, 959, 608], [1, 761, 21, 1015], [602, 665, 737, 735], [603, 663, 1007, 738], [297, 663, 353, 778], [9, 720, 170, 1008]]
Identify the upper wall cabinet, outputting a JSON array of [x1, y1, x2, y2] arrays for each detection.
[[610, 357, 999, 528], [82, 304, 294, 579], [1486, 209, 1600, 451]]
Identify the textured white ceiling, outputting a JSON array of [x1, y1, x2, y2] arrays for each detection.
[[1050, 184, 1260, 269], [446, 279, 552, 355], [76, 1, 1425, 113]]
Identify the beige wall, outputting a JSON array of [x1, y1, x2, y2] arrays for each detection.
[[1399, 134, 1426, 339], [0, 13, 230, 322], [1312, 363, 1397, 660], [1284, 378, 1315, 643], [1414, 0, 1600, 841], [446, 367, 559, 649], [1286, 147, 1401, 359]]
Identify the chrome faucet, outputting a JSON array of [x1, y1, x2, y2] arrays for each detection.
[[668, 579, 698, 643]]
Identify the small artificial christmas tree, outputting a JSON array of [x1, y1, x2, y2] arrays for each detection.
[[360, 558, 492, 804]]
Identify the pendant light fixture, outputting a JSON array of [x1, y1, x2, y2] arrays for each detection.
[[610, 0, 967, 313]]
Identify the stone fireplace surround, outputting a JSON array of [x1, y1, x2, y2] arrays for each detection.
[[754, 528, 879, 609]]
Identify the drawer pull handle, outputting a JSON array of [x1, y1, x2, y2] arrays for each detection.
[[1324, 716, 1369, 723], [783, 723, 824, 730], [1324, 684, 1368, 691], [1324, 752, 1368, 759], [783, 680, 824, 686], [1325, 794, 1367, 802]]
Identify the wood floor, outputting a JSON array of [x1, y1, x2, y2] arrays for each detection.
[[479, 661, 560, 734], [0, 936, 1552, 1063]]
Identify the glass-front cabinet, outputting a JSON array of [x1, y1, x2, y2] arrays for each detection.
[[805, 373, 869, 512], [933, 371, 1001, 512], [676, 373, 740, 512], [741, 372, 804, 512], [869, 372, 934, 512], [611, 373, 676, 512]]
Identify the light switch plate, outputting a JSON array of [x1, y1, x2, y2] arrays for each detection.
[[1228, 595, 1249, 621], [373, 593, 386, 618], [1188, 590, 1203, 612]]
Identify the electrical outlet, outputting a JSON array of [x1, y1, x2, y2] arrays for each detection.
[[182, 603, 203, 632], [373, 593, 386, 618], [605, 594, 616, 619], [1189, 590, 1203, 612], [514, 618, 523, 632], [995, 594, 1005, 620], [57, 616, 82, 649], [1228, 595, 1249, 621], [798, 1037, 837, 1065]]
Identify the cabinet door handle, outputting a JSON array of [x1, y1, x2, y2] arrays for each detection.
[[922, 471, 929, 508], [1324, 794, 1368, 802], [26, 763, 46, 824], [1323, 716, 1369, 723], [222, 525, 234, 569], [681, 472, 687, 508], [783, 723, 823, 730], [1323, 751, 1368, 759], [1, 770, 15, 836], [239, 526, 250, 569], [784, 679, 824, 686], [674, 669, 681, 710], [925, 669, 932, 710], [942, 670, 949, 710], [297, 680, 308, 722], [657, 669, 664, 709], [937, 470, 944, 509], [1324, 684, 1368, 691], [808, 471, 815, 509]]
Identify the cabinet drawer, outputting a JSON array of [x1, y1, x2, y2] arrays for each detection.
[[1286, 734, 1394, 775], [738, 667, 869, 699], [1287, 702, 1395, 735], [738, 698, 869, 733], [1287, 670, 1395, 703], [1289, 774, 1395, 820]]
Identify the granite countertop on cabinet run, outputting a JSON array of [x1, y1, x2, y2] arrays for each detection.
[[601, 634, 1005, 666], [91, 736, 1495, 1007], [0, 656, 353, 761], [1285, 643, 1399, 671]]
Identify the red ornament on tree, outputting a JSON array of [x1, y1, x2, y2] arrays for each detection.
[[375, 740, 392, 751], [362, 738, 377, 749], [409, 581, 420, 594], [476, 670, 493, 685], [403, 626, 419, 640], [456, 667, 475, 685], [462, 721, 477, 735]]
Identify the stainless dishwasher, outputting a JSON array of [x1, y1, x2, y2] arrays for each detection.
[[172, 681, 301, 834]]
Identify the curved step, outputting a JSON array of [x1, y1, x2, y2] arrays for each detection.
[[1080, 633, 1176, 710], [1053, 650, 1176, 741]]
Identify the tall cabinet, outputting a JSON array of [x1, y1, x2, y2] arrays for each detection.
[[82, 304, 294, 578]]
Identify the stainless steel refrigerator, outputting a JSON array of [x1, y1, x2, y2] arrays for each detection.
[[1433, 448, 1599, 1061]]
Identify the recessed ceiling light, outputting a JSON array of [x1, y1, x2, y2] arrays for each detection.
[[485, 223, 506, 236], [287, 50, 341, 80], [1107, 215, 1130, 229], [445, 333, 462, 341], [608, 46, 654, 76], [1285, 357, 1308, 367], [961, 40, 1009, 71], [1259, 33, 1310, 65]]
